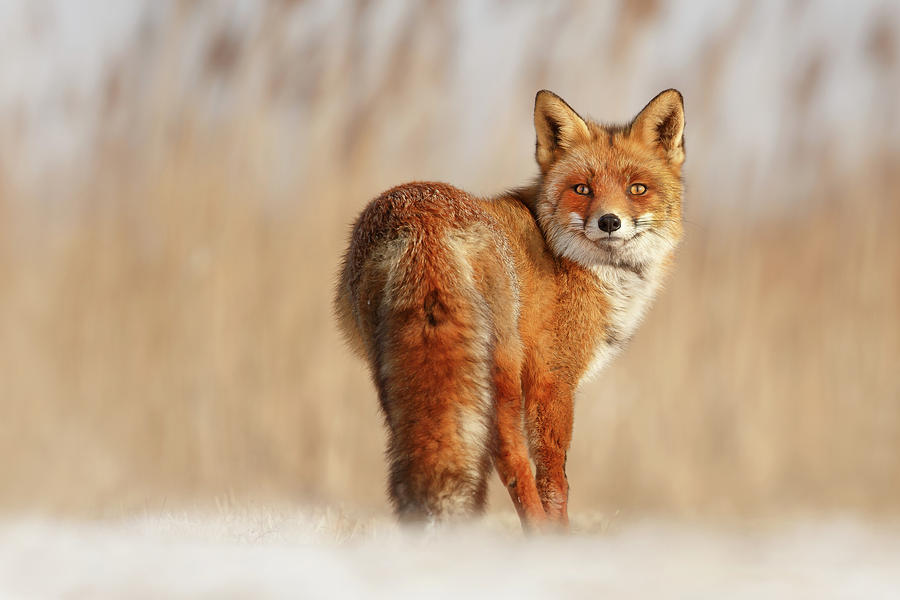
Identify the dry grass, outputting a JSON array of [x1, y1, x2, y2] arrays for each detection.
[[0, 1, 898, 519]]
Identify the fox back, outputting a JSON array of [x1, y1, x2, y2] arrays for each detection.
[[335, 90, 685, 527]]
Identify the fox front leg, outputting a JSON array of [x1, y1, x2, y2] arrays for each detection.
[[492, 357, 546, 530], [525, 374, 574, 530]]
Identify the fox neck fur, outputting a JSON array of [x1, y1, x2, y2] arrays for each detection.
[[494, 182, 674, 388]]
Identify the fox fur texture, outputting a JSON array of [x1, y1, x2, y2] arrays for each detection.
[[335, 89, 685, 530]]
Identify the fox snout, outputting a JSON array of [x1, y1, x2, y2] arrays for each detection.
[[597, 213, 621, 233], [583, 207, 631, 242]]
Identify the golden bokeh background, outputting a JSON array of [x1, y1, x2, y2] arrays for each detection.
[[0, 0, 898, 519]]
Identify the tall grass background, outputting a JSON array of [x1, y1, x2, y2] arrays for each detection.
[[0, 0, 898, 521]]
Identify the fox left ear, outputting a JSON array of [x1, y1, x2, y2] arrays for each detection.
[[631, 89, 685, 167]]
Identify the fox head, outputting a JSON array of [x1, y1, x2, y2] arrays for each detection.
[[533, 89, 685, 270]]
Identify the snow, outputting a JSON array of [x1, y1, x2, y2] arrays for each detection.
[[2, 512, 899, 599]]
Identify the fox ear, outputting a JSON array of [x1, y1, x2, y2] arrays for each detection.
[[631, 89, 685, 166], [534, 90, 591, 173]]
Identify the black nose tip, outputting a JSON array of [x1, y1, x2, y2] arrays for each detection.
[[598, 213, 621, 233]]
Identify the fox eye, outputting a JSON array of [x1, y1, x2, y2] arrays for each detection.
[[629, 183, 647, 195], [574, 184, 591, 195]]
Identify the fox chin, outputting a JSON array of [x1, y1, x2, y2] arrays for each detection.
[[335, 89, 685, 530]]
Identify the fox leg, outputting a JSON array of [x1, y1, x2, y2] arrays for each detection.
[[525, 373, 574, 529], [492, 351, 546, 530]]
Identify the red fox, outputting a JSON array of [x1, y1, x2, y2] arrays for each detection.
[[335, 90, 685, 530]]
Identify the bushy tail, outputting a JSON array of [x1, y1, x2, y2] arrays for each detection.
[[372, 234, 495, 521]]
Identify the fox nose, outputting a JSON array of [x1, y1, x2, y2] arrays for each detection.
[[598, 213, 621, 233]]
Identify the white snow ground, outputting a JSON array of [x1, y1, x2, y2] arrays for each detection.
[[2, 511, 899, 599]]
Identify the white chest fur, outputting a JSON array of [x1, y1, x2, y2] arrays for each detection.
[[580, 262, 664, 383]]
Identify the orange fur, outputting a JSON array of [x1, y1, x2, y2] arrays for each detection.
[[335, 90, 685, 529]]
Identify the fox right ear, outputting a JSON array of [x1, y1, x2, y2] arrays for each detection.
[[534, 90, 590, 173]]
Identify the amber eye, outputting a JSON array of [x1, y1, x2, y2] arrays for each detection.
[[574, 184, 591, 195], [629, 183, 647, 195]]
